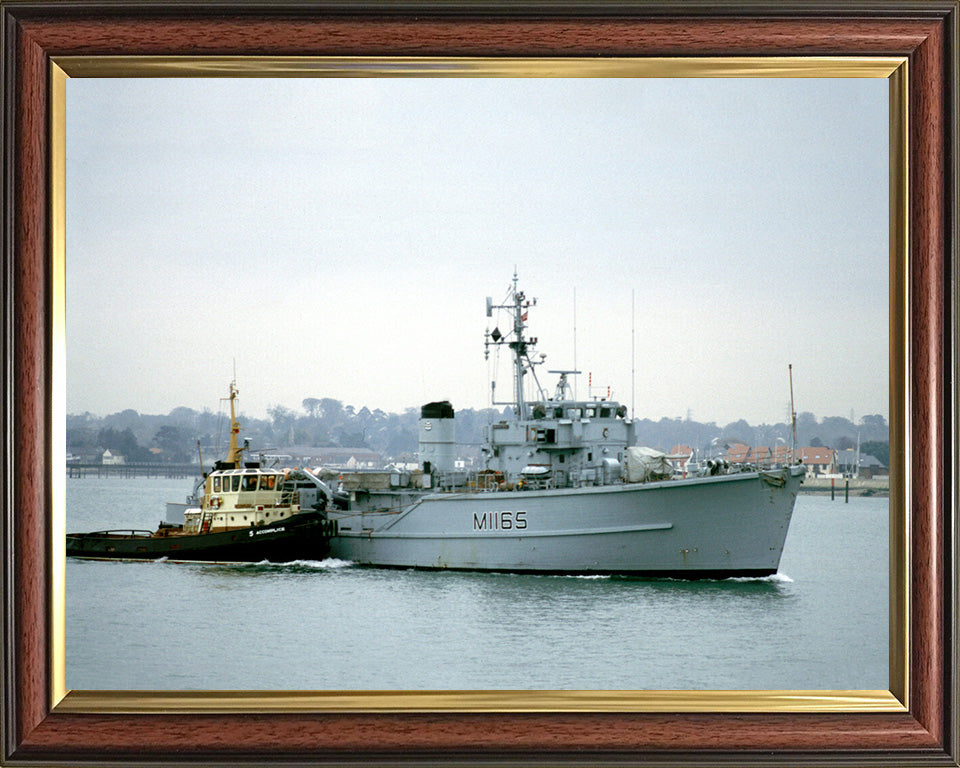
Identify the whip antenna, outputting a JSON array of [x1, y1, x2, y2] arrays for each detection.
[[789, 364, 797, 463], [631, 288, 636, 419]]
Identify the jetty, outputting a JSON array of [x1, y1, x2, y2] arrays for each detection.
[[66, 463, 199, 479], [799, 476, 889, 498]]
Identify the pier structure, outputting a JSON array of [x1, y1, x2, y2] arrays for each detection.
[[66, 463, 201, 479]]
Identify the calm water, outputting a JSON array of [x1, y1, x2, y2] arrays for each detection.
[[66, 476, 888, 690]]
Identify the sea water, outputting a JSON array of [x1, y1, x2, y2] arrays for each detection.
[[65, 476, 887, 690]]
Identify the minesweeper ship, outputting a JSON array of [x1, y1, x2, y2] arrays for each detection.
[[315, 275, 805, 577]]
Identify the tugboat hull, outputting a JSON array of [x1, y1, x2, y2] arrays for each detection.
[[67, 512, 331, 563]]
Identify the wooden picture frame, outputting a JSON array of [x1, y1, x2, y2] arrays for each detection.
[[2, 2, 956, 765]]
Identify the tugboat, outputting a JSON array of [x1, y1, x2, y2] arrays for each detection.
[[66, 384, 338, 563], [322, 273, 805, 577]]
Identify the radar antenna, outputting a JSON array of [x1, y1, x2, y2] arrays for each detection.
[[548, 370, 581, 402]]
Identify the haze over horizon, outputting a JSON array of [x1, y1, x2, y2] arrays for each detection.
[[66, 389, 885, 431], [67, 76, 888, 426]]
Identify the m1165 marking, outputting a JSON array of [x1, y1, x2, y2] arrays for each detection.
[[473, 510, 527, 531]]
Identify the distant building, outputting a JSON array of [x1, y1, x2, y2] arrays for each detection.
[[770, 445, 794, 465], [280, 446, 382, 469], [724, 444, 750, 464], [796, 447, 836, 476], [746, 446, 772, 466], [101, 449, 125, 465], [836, 449, 886, 478], [667, 445, 694, 475]]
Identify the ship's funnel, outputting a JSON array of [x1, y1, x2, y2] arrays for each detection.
[[419, 401, 456, 474]]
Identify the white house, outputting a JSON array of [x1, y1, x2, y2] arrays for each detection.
[[101, 449, 125, 465]]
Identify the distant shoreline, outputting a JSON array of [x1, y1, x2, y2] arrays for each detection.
[[798, 476, 889, 497]]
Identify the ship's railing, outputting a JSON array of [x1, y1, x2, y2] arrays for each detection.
[[278, 481, 299, 506], [359, 459, 802, 495], [430, 468, 598, 492], [432, 458, 807, 492]]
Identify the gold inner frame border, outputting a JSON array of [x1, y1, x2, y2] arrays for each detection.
[[49, 55, 909, 715]]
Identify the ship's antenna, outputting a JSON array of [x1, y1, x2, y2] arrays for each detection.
[[789, 364, 797, 464], [573, 287, 578, 399], [631, 288, 636, 419]]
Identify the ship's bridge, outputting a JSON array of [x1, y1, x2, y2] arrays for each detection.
[[482, 398, 637, 489], [530, 400, 628, 421]]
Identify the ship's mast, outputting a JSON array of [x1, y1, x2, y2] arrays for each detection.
[[509, 273, 528, 419], [485, 271, 543, 421]]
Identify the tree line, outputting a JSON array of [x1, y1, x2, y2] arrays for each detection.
[[67, 399, 890, 465]]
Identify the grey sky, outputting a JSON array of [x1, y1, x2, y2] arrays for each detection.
[[67, 76, 888, 425]]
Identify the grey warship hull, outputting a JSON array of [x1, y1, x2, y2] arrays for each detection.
[[327, 465, 803, 576]]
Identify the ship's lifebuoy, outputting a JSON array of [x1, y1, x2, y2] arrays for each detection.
[[210, 497, 220, 509], [602, 428, 609, 438]]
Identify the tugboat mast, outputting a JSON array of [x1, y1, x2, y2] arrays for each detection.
[[224, 382, 245, 467]]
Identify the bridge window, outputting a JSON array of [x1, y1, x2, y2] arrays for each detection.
[[231, 475, 240, 492], [213, 477, 221, 492], [263, 474, 277, 490], [600, 407, 611, 418], [242, 475, 258, 491]]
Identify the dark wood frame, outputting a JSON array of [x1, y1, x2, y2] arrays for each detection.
[[2, 2, 956, 765]]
